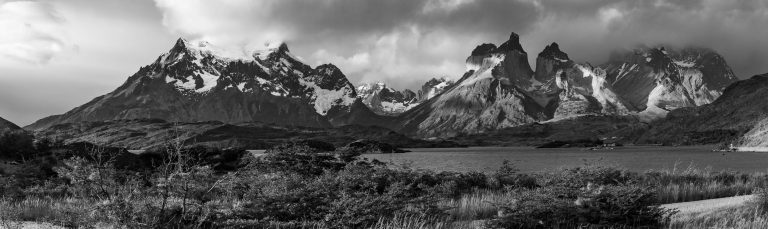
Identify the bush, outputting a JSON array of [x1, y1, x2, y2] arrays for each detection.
[[488, 183, 674, 228], [0, 130, 35, 160]]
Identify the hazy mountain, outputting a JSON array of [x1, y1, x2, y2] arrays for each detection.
[[357, 82, 418, 116], [356, 78, 457, 115], [27, 39, 374, 130]]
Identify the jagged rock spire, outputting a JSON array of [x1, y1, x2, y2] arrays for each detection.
[[497, 32, 526, 54], [539, 42, 569, 60]]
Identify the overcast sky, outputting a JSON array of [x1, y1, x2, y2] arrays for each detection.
[[1, 0, 768, 125]]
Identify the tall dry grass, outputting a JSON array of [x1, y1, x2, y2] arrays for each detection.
[[0, 197, 96, 228], [646, 163, 767, 204], [441, 190, 513, 221], [668, 204, 768, 229], [368, 214, 476, 229]]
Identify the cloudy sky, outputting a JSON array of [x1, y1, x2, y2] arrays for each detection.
[[1, 0, 768, 125]]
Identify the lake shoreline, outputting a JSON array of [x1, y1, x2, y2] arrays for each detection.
[[365, 145, 768, 173]]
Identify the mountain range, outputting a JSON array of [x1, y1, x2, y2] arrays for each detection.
[[392, 33, 736, 137], [24, 31, 754, 148]]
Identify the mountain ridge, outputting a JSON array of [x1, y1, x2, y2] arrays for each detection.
[[26, 39, 372, 131]]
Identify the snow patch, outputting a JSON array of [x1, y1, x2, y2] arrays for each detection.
[[674, 61, 696, 68], [166, 75, 197, 91], [196, 72, 218, 93], [300, 79, 356, 115], [380, 101, 420, 114], [237, 82, 249, 92]]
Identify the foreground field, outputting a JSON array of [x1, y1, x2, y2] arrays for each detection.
[[1, 141, 768, 228]]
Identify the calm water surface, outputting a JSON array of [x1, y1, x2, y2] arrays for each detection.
[[363, 146, 768, 173]]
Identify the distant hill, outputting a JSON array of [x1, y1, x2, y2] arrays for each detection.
[[0, 116, 20, 132], [35, 119, 461, 150]]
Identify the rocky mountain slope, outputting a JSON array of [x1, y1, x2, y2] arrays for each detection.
[[639, 74, 768, 146], [602, 47, 737, 118], [27, 39, 374, 130], [392, 32, 737, 138]]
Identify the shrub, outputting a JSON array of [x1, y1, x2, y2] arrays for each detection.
[[0, 130, 35, 160], [488, 184, 674, 228]]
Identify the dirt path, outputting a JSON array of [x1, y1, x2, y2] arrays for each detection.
[[661, 195, 755, 214]]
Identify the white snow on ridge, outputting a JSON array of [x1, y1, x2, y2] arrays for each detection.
[[461, 53, 505, 87], [674, 60, 696, 68]]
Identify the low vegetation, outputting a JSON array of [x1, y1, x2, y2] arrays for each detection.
[[0, 136, 766, 228]]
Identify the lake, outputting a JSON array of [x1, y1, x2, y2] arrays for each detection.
[[363, 146, 768, 173]]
